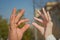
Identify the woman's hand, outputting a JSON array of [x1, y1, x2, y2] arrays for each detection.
[[32, 8, 53, 38], [9, 8, 30, 40]]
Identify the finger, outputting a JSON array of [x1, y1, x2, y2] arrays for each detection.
[[32, 22, 44, 34], [42, 8, 48, 21], [10, 8, 16, 24], [37, 10, 44, 18], [17, 19, 29, 26], [37, 9, 46, 21], [47, 11, 51, 21], [45, 22, 53, 37], [34, 17, 43, 24], [15, 9, 24, 23], [21, 24, 30, 33]]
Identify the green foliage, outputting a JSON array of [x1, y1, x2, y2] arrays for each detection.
[[22, 28, 33, 40], [18, 23, 25, 28], [0, 16, 8, 40]]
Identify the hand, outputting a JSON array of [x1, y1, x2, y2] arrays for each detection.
[[8, 8, 30, 40], [32, 8, 53, 38]]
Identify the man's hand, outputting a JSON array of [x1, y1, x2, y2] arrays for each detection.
[[32, 8, 53, 38], [8, 8, 30, 40]]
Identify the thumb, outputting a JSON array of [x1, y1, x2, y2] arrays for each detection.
[[21, 24, 30, 33]]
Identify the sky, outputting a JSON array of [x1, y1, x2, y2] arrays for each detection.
[[0, 0, 56, 22]]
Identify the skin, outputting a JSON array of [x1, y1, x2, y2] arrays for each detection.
[[8, 8, 30, 40], [32, 8, 53, 39], [8, 8, 53, 40]]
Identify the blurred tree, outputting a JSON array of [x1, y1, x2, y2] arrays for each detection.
[[22, 28, 33, 40], [0, 15, 8, 40]]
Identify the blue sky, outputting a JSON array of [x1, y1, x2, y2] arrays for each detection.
[[0, 0, 55, 22]]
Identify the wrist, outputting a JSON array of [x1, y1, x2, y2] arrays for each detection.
[[8, 31, 18, 40], [45, 32, 52, 38], [45, 34, 56, 40]]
